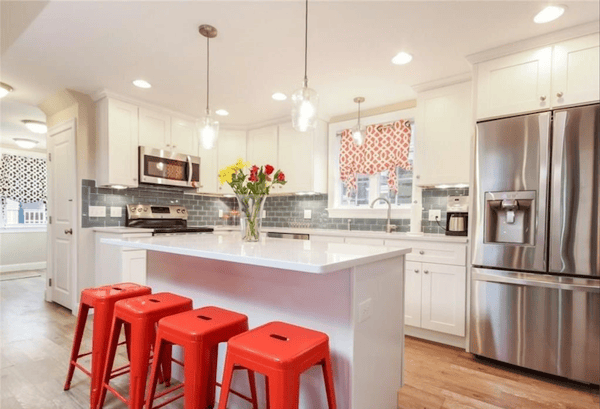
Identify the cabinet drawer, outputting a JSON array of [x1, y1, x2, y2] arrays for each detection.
[[385, 240, 466, 266], [344, 237, 385, 246]]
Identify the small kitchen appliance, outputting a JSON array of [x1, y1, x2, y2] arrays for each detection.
[[126, 204, 213, 235], [139, 146, 201, 188], [445, 196, 468, 236]]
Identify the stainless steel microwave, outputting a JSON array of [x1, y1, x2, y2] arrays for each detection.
[[139, 146, 201, 188]]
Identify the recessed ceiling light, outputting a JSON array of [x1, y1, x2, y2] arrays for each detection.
[[0, 82, 14, 98], [133, 79, 152, 89], [215, 109, 229, 116], [392, 52, 413, 65], [13, 138, 38, 149], [272, 92, 287, 101], [534, 5, 566, 23], [22, 120, 47, 134]]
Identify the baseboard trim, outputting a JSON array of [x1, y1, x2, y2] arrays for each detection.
[[0, 262, 46, 273], [405, 325, 467, 349]]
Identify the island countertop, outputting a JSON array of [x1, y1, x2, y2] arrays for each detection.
[[102, 232, 411, 274]]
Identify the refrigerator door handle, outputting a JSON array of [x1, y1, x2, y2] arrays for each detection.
[[549, 111, 567, 272], [473, 270, 600, 293]]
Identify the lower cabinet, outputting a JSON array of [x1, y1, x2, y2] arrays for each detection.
[[405, 260, 466, 336], [121, 249, 147, 285], [94, 231, 151, 286]]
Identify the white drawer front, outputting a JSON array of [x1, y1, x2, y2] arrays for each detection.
[[384, 240, 466, 266]]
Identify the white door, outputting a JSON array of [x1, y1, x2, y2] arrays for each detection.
[[217, 130, 247, 195], [47, 120, 77, 309], [552, 34, 600, 108], [247, 125, 278, 169], [404, 261, 422, 327], [476, 46, 552, 119], [138, 107, 171, 150], [420, 263, 466, 336], [170, 117, 196, 155]]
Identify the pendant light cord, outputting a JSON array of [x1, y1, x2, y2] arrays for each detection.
[[304, 0, 308, 85], [358, 101, 361, 127], [206, 36, 210, 112]]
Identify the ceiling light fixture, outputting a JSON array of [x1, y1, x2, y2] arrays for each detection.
[[291, 0, 319, 132], [392, 52, 413, 65], [133, 79, 152, 89], [272, 92, 287, 101], [352, 97, 365, 146], [198, 24, 219, 150], [13, 138, 38, 149], [215, 109, 229, 116], [0, 82, 14, 98], [534, 5, 566, 23], [22, 120, 47, 134]]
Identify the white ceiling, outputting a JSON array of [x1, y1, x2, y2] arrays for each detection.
[[1, 1, 599, 127], [0, 100, 47, 151]]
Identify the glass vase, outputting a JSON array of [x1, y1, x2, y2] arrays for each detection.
[[236, 194, 267, 242]]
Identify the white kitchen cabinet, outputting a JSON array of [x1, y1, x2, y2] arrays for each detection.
[[414, 81, 472, 186], [277, 120, 328, 194], [404, 241, 466, 266], [247, 125, 278, 169], [139, 107, 171, 150], [121, 248, 147, 285], [96, 97, 139, 188], [217, 130, 247, 195], [170, 117, 197, 156], [196, 143, 218, 194], [420, 263, 465, 336], [344, 237, 385, 246], [404, 261, 423, 327], [552, 34, 600, 108], [476, 46, 552, 119], [94, 231, 152, 286]]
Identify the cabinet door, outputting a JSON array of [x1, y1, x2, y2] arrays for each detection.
[[415, 82, 472, 186], [476, 47, 552, 119], [420, 263, 465, 336], [552, 34, 600, 108], [277, 123, 314, 193], [106, 99, 139, 187], [170, 117, 196, 156], [197, 143, 218, 194], [217, 130, 247, 195], [247, 125, 278, 169], [404, 261, 422, 327], [139, 108, 171, 150], [121, 249, 147, 285]]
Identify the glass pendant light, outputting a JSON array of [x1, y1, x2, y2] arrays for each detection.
[[352, 97, 365, 145], [291, 0, 319, 132], [198, 25, 219, 150]]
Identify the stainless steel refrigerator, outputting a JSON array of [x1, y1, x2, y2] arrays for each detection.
[[470, 103, 599, 385]]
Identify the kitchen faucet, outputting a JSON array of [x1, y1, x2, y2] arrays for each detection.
[[370, 197, 397, 233]]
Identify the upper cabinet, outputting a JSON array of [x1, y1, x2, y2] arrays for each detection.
[[476, 33, 600, 120], [552, 34, 600, 108], [96, 97, 139, 188], [414, 81, 472, 187], [170, 117, 197, 156], [217, 130, 247, 195], [247, 125, 278, 169], [138, 108, 171, 150]]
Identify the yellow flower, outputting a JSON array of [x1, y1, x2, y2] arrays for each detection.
[[218, 166, 235, 185], [233, 158, 250, 171]]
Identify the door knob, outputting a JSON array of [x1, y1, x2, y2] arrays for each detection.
[[557, 91, 563, 98], [64, 228, 73, 235]]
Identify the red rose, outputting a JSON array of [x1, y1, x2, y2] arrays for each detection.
[[265, 165, 274, 175], [249, 172, 258, 182], [251, 165, 259, 174], [277, 172, 285, 182]]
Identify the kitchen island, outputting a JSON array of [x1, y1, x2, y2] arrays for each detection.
[[102, 232, 410, 408]]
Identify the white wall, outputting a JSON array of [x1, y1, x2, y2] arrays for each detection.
[[0, 230, 47, 272]]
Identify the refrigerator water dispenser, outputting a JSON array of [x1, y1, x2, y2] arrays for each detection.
[[484, 191, 536, 245]]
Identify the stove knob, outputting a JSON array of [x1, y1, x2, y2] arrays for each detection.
[[144, 208, 148, 212], [181, 209, 186, 213], [130, 206, 136, 212], [176, 209, 181, 213], [137, 207, 143, 212]]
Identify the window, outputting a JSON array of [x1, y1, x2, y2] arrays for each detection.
[[328, 108, 417, 219], [1, 199, 46, 227]]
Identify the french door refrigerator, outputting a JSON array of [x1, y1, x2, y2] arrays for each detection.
[[470, 103, 599, 385]]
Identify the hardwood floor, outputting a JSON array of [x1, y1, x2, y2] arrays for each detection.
[[1, 275, 598, 408]]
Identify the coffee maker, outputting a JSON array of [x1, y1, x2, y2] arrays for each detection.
[[446, 196, 468, 236]]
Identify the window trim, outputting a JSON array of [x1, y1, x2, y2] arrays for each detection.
[[327, 108, 417, 219]]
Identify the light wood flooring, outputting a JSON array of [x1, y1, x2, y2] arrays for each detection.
[[1, 275, 598, 409]]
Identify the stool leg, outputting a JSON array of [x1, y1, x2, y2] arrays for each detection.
[[145, 336, 167, 409], [97, 318, 123, 409], [64, 302, 89, 391], [268, 371, 300, 409], [321, 355, 337, 409], [204, 344, 219, 408], [90, 302, 114, 409], [216, 354, 236, 409], [159, 333, 172, 387], [246, 369, 259, 409], [129, 320, 155, 409], [265, 377, 270, 409]]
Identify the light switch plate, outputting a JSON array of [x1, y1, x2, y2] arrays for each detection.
[[218, 209, 223, 217], [304, 209, 312, 219], [428, 209, 441, 221], [89, 206, 106, 218], [110, 207, 122, 218]]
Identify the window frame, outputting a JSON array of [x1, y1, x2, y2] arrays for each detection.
[[327, 108, 418, 219]]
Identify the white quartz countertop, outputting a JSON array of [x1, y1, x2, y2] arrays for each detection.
[[93, 227, 153, 234], [101, 233, 411, 274]]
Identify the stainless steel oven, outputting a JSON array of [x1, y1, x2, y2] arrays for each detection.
[[139, 146, 201, 188]]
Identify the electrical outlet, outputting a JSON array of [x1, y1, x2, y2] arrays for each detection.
[[304, 209, 312, 219], [218, 209, 223, 217], [110, 207, 122, 218], [429, 209, 441, 221], [89, 206, 106, 218], [358, 298, 372, 323], [262, 210, 267, 218]]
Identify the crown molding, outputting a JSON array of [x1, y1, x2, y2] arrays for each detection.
[[466, 21, 600, 65], [411, 72, 472, 93]]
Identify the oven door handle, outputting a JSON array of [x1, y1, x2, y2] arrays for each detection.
[[187, 155, 192, 185]]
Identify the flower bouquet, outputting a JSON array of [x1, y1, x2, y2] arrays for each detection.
[[218, 159, 286, 241]]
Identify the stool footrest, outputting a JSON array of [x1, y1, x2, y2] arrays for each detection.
[[215, 366, 256, 404], [152, 391, 185, 409], [104, 383, 127, 404], [150, 382, 185, 409], [73, 362, 92, 378]]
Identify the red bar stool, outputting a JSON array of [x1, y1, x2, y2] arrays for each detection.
[[97, 292, 193, 409], [217, 321, 337, 409], [64, 282, 151, 409], [145, 306, 259, 409]]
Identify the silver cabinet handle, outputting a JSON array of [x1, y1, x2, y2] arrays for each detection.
[[64, 228, 73, 235], [414, 269, 419, 273], [424, 270, 429, 274], [419, 250, 425, 255], [540, 95, 546, 101], [557, 91, 563, 98]]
